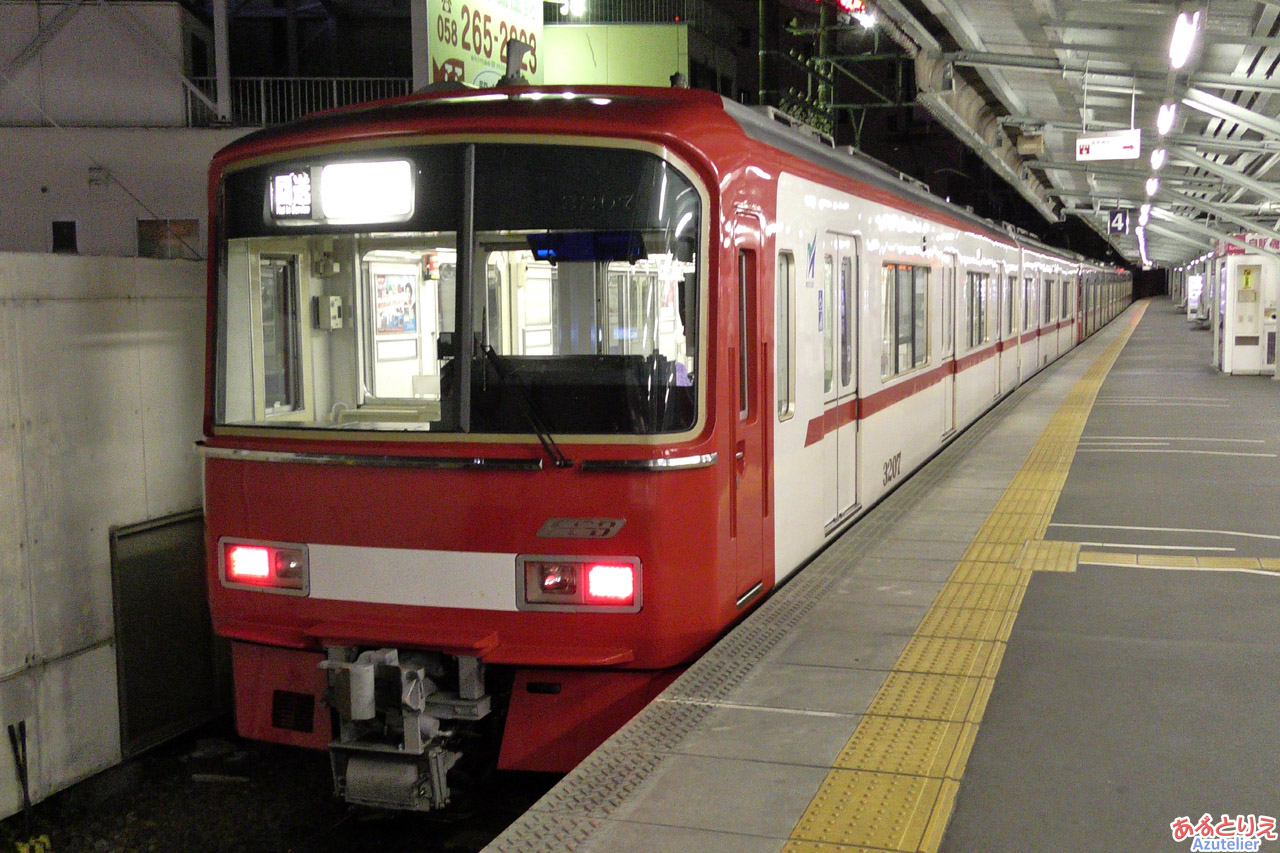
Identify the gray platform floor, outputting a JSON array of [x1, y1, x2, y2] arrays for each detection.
[[942, 303, 1280, 852], [489, 301, 1267, 853]]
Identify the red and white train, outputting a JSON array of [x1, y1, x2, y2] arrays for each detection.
[[201, 85, 1131, 810]]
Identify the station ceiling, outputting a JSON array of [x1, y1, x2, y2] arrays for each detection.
[[871, 0, 1280, 267]]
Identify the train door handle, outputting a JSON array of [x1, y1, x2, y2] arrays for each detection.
[[735, 441, 746, 477]]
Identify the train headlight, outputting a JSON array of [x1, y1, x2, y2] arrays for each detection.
[[220, 538, 309, 595], [537, 562, 578, 595], [518, 556, 641, 613]]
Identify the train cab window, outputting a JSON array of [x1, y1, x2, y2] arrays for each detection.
[[214, 143, 704, 437], [882, 263, 929, 377], [965, 271, 989, 349], [259, 256, 304, 416], [777, 251, 795, 420]]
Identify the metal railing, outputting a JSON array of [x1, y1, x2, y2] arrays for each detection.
[[186, 77, 414, 128], [544, 0, 737, 44]]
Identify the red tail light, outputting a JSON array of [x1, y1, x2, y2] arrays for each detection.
[[220, 539, 309, 595], [518, 556, 641, 612], [226, 545, 271, 581], [585, 564, 635, 605]]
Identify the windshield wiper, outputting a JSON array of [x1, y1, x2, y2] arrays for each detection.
[[482, 346, 573, 468]]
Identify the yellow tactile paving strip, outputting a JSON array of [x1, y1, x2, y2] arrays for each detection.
[[1079, 551, 1280, 573], [784, 304, 1148, 853]]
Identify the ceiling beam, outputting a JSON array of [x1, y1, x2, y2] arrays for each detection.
[[1169, 146, 1280, 205], [1182, 88, 1280, 140], [1001, 116, 1280, 154], [1150, 207, 1280, 259], [946, 52, 1280, 95], [1162, 188, 1280, 244], [1027, 159, 1222, 187], [1144, 222, 1210, 254]]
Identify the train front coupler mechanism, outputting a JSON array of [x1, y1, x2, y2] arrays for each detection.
[[321, 647, 491, 811]]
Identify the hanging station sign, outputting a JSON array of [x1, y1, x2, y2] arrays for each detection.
[[1107, 209, 1130, 235], [428, 0, 543, 87], [1075, 128, 1141, 161]]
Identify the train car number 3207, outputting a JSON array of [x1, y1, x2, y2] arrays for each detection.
[[882, 452, 903, 486]]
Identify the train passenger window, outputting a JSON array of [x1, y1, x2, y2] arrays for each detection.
[[942, 264, 954, 357], [1004, 275, 1015, 337], [1062, 278, 1072, 317], [739, 250, 756, 421], [777, 252, 795, 420], [1043, 279, 1054, 324], [824, 255, 835, 394], [214, 142, 704, 437], [966, 271, 989, 349], [1023, 277, 1035, 331], [912, 266, 928, 369], [840, 256, 854, 387], [882, 263, 929, 377]]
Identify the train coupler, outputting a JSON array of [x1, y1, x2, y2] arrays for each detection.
[[321, 647, 491, 811]]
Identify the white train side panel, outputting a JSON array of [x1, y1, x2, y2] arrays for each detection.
[[770, 172, 1120, 584]]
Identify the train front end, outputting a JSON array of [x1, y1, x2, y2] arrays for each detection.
[[202, 90, 748, 810]]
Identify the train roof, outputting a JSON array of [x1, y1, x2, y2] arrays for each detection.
[[213, 84, 1119, 271]]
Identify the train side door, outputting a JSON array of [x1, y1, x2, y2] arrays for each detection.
[[822, 232, 860, 527], [941, 257, 957, 437], [731, 224, 765, 603]]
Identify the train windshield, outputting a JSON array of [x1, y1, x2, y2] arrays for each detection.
[[214, 143, 703, 437]]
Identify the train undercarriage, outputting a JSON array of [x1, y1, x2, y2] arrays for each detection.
[[322, 647, 500, 812]]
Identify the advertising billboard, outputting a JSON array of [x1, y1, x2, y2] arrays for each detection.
[[428, 0, 543, 86]]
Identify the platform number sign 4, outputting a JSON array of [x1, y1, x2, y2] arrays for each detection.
[[1108, 210, 1130, 235]]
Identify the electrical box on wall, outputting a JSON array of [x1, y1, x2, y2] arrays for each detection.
[[314, 295, 343, 330], [312, 253, 341, 277]]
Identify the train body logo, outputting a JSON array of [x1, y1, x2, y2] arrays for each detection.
[[1170, 814, 1277, 851], [806, 233, 817, 281]]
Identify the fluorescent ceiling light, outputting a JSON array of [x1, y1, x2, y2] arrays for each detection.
[[1151, 148, 1167, 170], [1169, 10, 1201, 70], [1146, 176, 1160, 196], [1157, 103, 1177, 135]]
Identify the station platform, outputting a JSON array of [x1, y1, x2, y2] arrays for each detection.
[[487, 298, 1280, 853]]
